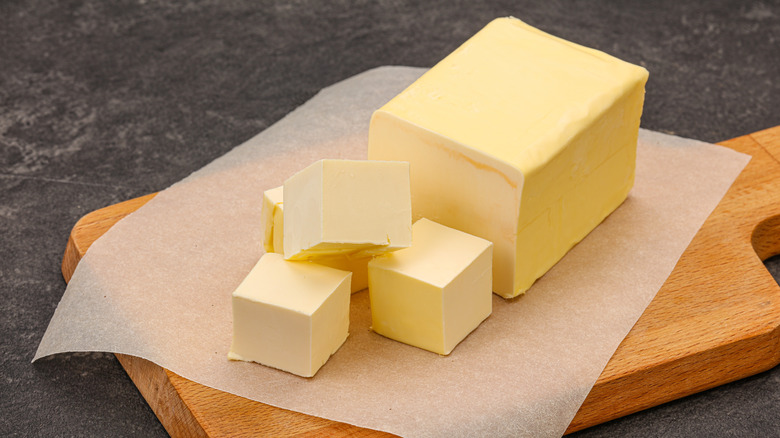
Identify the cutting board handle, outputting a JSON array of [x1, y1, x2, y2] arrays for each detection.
[[753, 214, 780, 261]]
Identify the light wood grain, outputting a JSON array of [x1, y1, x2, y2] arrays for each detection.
[[61, 127, 780, 436]]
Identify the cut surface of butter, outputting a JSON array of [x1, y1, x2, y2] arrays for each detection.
[[368, 17, 649, 298], [228, 253, 351, 378], [261, 186, 284, 253], [314, 255, 370, 294], [368, 218, 492, 355], [261, 185, 370, 293], [283, 159, 412, 260]]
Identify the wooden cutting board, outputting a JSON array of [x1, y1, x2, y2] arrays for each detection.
[[61, 126, 780, 436]]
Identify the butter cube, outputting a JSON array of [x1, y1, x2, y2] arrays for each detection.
[[228, 253, 351, 377], [368, 218, 493, 355], [283, 159, 412, 260], [314, 255, 370, 294], [261, 185, 370, 293], [368, 17, 649, 298]]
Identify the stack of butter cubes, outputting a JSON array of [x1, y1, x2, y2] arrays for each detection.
[[228, 15, 648, 378], [229, 159, 494, 377]]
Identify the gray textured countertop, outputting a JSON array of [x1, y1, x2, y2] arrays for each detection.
[[2, 1, 779, 436]]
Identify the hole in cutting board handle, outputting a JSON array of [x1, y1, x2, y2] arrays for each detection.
[[752, 214, 780, 261]]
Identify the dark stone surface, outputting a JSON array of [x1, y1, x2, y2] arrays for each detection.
[[2, 1, 778, 436]]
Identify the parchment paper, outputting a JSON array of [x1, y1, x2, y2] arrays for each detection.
[[35, 66, 751, 437]]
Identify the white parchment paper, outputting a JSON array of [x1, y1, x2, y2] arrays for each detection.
[[35, 66, 751, 437]]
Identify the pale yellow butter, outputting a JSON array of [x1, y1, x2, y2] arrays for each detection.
[[283, 159, 412, 260], [261, 186, 284, 253], [314, 255, 370, 294], [261, 185, 370, 293], [368, 17, 649, 298], [228, 253, 351, 378], [368, 218, 493, 355]]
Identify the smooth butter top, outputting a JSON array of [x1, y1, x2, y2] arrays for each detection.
[[232, 253, 350, 315], [377, 17, 649, 175], [370, 218, 493, 289]]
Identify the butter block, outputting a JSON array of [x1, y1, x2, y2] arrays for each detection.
[[368, 218, 493, 355], [228, 253, 351, 377], [283, 159, 412, 260], [261, 185, 370, 293], [368, 17, 649, 298]]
